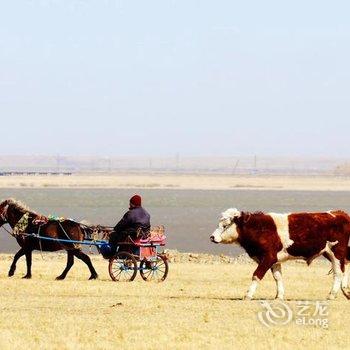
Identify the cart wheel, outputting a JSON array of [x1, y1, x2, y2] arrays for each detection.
[[109, 252, 137, 282], [139, 254, 169, 282]]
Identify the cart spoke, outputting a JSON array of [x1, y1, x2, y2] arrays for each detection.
[[109, 252, 137, 282]]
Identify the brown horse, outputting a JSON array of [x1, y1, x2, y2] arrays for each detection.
[[0, 198, 98, 280]]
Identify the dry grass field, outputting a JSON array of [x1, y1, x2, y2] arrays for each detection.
[[1, 173, 350, 191], [0, 254, 349, 349]]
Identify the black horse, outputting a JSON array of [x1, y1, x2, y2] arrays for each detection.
[[0, 198, 98, 280]]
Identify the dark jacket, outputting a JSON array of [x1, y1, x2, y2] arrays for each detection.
[[114, 206, 151, 236]]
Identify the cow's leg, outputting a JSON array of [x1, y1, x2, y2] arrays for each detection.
[[271, 263, 284, 300], [56, 251, 74, 280], [245, 277, 261, 300], [22, 249, 32, 279], [73, 250, 98, 280], [341, 263, 350, 299], [342, 264, 350, 289], [8, 248, 26, 277], [328, 255, 343, 300], [245, 255, 276, 300]]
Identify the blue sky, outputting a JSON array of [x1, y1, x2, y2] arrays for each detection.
[[0, 1, 349, 157]]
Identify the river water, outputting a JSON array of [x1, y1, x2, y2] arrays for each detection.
[[1, 188, 349, 255]]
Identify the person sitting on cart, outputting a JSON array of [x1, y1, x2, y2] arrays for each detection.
[[109, 194, 151, 254]]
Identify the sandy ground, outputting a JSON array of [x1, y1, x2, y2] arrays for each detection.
[[0, 173, 349, 191], [0, 253, 349, 349]]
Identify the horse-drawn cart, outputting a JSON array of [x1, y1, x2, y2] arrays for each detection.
[[26, 225, 169, 282], [103, 231, 168, 282], [0, 199, 169, 281]]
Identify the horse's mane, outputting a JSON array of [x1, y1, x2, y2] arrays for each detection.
[[1, 198, 38, 215]]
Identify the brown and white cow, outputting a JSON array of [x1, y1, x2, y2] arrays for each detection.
[[210, 208, 350, 300]]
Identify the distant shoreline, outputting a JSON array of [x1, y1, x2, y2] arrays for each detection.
[[0, 173, 349, 191]]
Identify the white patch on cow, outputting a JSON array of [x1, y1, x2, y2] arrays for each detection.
[[222, 208, 241, 221], [324, 241, 338, 253], [269, 213, 294, 249], [279, 241, 339, 265], [327, 211, 336, 218], [306, 241, 338, 265], [210, 208, 241, 244], [342, 264, 350, 290], [271, 264, 284, 299], [276, 251, 293, 263], [327, 247, 343, 300], [246, 277, 259, 299]]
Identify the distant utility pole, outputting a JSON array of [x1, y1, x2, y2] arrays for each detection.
[[253, 155, 258, 174], [233, 159, 240, 174], [149, 158, 153, 170]]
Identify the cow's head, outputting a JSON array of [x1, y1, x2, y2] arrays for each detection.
[[210, 208, 241, 244]]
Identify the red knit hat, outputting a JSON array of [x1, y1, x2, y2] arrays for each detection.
[[130, 194, 142, 207]]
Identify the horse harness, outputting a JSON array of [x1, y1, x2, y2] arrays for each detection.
[[2, 211, 81, 249]]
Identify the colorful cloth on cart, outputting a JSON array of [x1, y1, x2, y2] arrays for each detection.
[[48, 215, 66, 222], [32, 215, 72, 226], [32, 215, 49, 226], [140, 235, 166, 245], [13, 212, 30, 236], [148, 226, 166, 245]]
